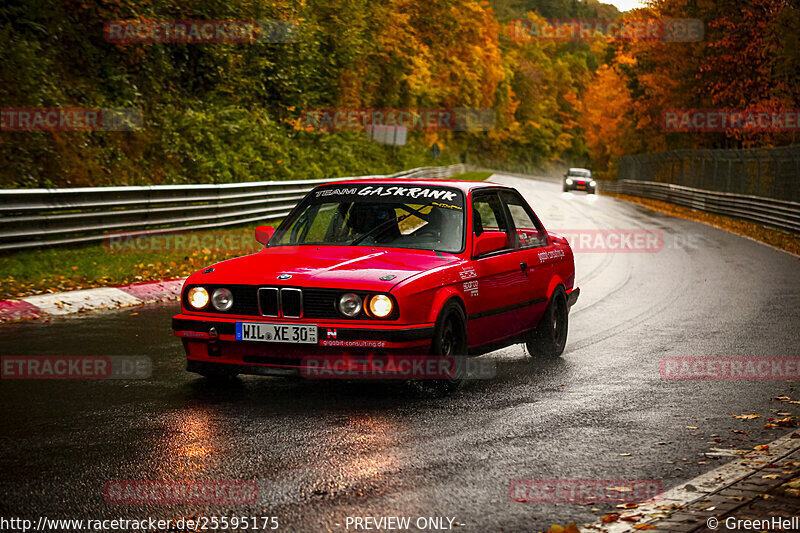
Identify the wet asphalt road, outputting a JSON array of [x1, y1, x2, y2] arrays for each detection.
[[1, 174, 799, 532]]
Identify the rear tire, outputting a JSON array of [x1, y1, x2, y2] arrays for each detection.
[[526, 287, 568, 358]]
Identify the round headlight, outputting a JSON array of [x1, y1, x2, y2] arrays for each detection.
[[368, 294, 393, 318], [211, 288, 234, 311], [565, 178, 573, 185], [590, 180, 596, 187], [338, 293, 362, 317], [188, 287, 209, 309]]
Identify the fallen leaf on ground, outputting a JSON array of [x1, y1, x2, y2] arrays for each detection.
[[616, 503, 638, 509], [601, 513, 620, 524], [732, 414, 760, 420], [754, 445, 770, 451], [547, 524, 579, 533], [633, 525, 656, 530]]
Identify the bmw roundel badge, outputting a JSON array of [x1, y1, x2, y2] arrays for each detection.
[[278, 274, 292, 280]]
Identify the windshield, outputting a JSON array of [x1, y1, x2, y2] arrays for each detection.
[[271, 184, 466, 253], [567, 169, 591, 178]]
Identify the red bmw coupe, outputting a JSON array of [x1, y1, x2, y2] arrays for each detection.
[[172, 179, 579, 387]]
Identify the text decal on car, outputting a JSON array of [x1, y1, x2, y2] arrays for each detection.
[[314, 185, 464, 207]]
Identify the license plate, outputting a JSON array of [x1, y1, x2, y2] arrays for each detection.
[[236, 322, 318, 344]]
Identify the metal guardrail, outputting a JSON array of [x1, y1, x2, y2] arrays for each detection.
[[0, 164, 470, 251], [618, 145, 800, 203], [601, 179, 800, 234]]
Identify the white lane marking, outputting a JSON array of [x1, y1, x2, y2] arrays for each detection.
[[21, 287, 142, 315], [591, 431, 800, 532]]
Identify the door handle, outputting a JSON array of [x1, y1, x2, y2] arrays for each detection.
[[520, 262, 528, 271]]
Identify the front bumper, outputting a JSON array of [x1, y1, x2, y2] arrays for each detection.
[[173, 314, 436, 376], [565, 182, 595, 192]]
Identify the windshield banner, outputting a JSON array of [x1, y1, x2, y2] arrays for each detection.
[[313, 184, 464, 209]]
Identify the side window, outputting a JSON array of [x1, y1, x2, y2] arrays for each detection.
[[472, 192, 512, 249], [472, 193, 508, 234], [501, 191, 547, 248]]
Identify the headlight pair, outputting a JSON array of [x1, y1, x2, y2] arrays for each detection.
[[338, 293, 393, 318], [187, 286, 233, 311]]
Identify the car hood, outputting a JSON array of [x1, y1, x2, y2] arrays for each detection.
[[189, 245, 459, 291]]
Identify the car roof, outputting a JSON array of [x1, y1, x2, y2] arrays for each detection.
[[568, 167, 591, 172], [322, 178, 507, 193]]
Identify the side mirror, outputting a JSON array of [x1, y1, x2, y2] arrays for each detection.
[[472, 231, 507, 257], [255, 225, 275, 245]]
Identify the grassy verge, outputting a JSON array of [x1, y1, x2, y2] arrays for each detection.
[[447, 171, 493, 181], [0, 223, 271, 299], [604, 192, 800, 256]]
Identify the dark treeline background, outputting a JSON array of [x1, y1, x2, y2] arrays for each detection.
[[1, 0, 798, 187]]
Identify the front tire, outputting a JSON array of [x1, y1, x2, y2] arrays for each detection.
[[416, 300, 468, 394], [526, 287, 568, 358]]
